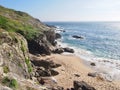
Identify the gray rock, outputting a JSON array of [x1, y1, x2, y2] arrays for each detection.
[[74, 74, 80, 77], [53, 48, 64, 54], [0, 31, 31, 78], [74, 81, 96, 90], [90, 63, 96, 66], [88, 73, 97, 77], [72, 35, 84, 39], [31, 60, 61, 69], [55, 33, 61, 39], [63, 47, 74, 53]]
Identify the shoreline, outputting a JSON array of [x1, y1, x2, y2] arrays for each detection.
[[41, 54, 120, 90], [56, 31, 120, 81]]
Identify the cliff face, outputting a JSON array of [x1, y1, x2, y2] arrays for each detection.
[[0, 29, 31, 78], [0, 5, 56, 55], [0, 5, 58, 90]]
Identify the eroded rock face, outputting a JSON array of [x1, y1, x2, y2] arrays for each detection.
[[0, 30, 31, 78], [31, 59, 61, 77], [28, 30, 56, 55], [55, 33, 61, 39]]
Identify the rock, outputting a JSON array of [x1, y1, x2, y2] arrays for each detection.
[[31, 60, 61, 69], [72, 35, 84, 39], [74, 74, 80, 77], [0, 31, 31, 78], [88, 73, 97, 77], [55, 33, 61, 39], [53, 48, 64, 54], [35, 67, 59, 77], [28, 29, 57, 55], [28, 36, 51, 55], [74, 81, 96, 90], [44, 30, 56, 46], [71, 88, 75, 90], [50, 69, 59, 76], [33, 60, 60, 77], [90, 63, 96, 66], [37, 77, 45, 85], [63, 47, 74, 53], [35, 67, 51, 77], [52, 86, 64, 90], [0, 85, 12, 90]]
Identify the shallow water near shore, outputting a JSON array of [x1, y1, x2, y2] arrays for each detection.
[[45, 22, 120, 81]]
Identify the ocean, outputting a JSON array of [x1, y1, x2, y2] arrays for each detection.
[[45, 22, 120, 81]]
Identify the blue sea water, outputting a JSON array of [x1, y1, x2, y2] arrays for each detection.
[[45, 22, 120, 80]]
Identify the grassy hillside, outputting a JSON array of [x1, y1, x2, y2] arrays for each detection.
[[0, 5, 51, 40]]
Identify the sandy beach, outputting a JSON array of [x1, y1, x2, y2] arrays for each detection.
[[41, 54, 120, 90]]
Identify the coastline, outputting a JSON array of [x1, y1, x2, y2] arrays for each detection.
[[54, 25, 120, 82], [42, 54, 120, 90]]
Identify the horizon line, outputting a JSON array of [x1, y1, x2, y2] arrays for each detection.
[[43, 21, 120, 22]]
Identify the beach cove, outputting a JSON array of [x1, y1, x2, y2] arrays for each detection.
[[39, 53, 120, 90]]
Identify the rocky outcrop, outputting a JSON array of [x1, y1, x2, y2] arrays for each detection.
[[63, 47, 74, 53], [0, 5, 56, 55], [28, 34, 51, 55], [55, 33, 62, 39], [53, 48, 64, 54], [31, 59, 61, 77], [0, 30, 32, 78], [72, 35, 84, 39], [53, 47, 75, 54], [74, 81, 96, 90]]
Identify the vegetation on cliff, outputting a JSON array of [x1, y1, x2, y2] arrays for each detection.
[[0, 5, 51, 40], [0, 5, 58, 90], [0, 5, 56, 55]]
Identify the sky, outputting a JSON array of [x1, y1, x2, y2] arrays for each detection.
[[0, 0, 120, 21]]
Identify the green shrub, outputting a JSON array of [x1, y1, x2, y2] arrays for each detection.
[[3, 66, 10, 73], [2, 77, 18, 89], [21, 40, 26, 54], [0, 15, 39, 40], [0, 15, 8, 29], [25, 57, 32, 73], [9, 79, 18, 89], [2, 77, 10, 85]]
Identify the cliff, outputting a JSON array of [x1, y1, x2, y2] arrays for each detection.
[[0, 5, 57, 90], [0, 5, 56, 55]]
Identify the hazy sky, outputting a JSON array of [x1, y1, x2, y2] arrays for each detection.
[[0, 0, 120, 21]]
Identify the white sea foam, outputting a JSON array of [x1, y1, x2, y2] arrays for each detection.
[[55, 26, 120, 81]]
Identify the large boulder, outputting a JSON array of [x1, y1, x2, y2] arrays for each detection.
[[63, 47, 74, 53], [28, 31, 55, 55], [31, 59, 61, 77], [53, 48, 64, 54], [74, 81, 96, 90], [31, 60, 61, 69], [55, 33, 62, 39]]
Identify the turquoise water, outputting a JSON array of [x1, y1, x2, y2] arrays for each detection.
[[46, 22, 120, 60], [45, 22, 120, 80]]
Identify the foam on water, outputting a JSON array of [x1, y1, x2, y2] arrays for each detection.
[[55, 26, 120, 81], [45, 22, 120, 81]]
